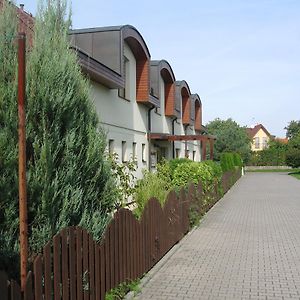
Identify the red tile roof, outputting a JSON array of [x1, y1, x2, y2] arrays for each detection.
[[275, 137, 288, 144]]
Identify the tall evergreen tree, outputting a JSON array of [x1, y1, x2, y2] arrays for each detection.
[[0, 0, 20, 277], [0, 0, 117, 278]]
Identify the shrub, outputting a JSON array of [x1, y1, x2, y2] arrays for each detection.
[[233, 153, 243, 167], [167, 158, 192, 179], [220, 153, 235, 172], [173, 161, 216, 192], [286, 149, 300, 168], [156, 159, 173, 191], [108, 153, 137, 207], [248, 149, 286, 166], [202, 160, 223, 181], [134, 170, 169, 218]]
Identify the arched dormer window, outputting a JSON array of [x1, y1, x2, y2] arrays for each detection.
[[160, 62, 175, 116], [192, 94, 202, 131], [121, 26, 159, 107], [175, 81, 191, 123], [150, 60, 175, 116], [181, 87, 190, 125]]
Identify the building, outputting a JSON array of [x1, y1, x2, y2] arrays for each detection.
[[1, 1, 215, 179], [69, 25, 215, 178], [246, 124, 272, 151]]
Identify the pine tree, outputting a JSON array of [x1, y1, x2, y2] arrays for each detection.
[[0, 0, 117, 278]]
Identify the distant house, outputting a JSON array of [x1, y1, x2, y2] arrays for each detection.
[[246, 124, 272, 151]]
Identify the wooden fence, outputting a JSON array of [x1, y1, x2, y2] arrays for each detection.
[[0, 169, 241, 300]]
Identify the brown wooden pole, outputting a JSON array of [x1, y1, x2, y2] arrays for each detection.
[[18, 32, 28, 291], [209, 139, 214, 160], [202, 140, 206, 161]]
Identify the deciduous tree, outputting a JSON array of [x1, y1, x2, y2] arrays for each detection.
[[206, 118, 251, 163]]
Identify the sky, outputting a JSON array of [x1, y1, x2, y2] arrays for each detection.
[[22, 0, 300, 137]]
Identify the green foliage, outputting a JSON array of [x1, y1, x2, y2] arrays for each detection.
[[105, 279, 141, 300], [288, 133, 300, 150], [284, 121, 300, 168], [156, 158, 173, 190], [172, 160, 221, 192], [247, 139, 287, 166], [286, 148, 300, 168], [220, 153, 235, 172], [233, 153, 243, 167], [134, 170, 169, 218], [290, 172, 300, 180], [0, 0, 117, 278], [167, 158, 192, 176], [108, 153, 137, 207], [285, 120, 300, 139], [0, 0, 20, 277], [206, 118, 251, 162]]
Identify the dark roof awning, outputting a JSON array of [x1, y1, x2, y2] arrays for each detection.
[[148, 133, 216, 141], [71, 47, 125, 89]]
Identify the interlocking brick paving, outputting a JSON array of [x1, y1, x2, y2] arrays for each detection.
[[132, 173, 300, 300]]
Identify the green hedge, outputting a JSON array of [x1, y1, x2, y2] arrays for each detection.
[[248, 149, 286, 166], [286, 149, 300, 168], [220, 152, 242, 172], [134, 155, 241, 226]]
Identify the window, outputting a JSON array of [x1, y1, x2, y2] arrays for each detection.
[[119, 56, 130, 100], [108, 139, 114, 155], [262, 137, 268, 149], [155, 107, 161, 115], [254, 137, 260, 149], [193, 151, 196, 161], [122, 141, 127, 162], [132, 142, 137, 160], [175, 148, 180, 158], [142, 143, 146, 162], [185, 150, 190, 159]]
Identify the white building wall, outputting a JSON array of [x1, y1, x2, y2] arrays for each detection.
[[90, 43, 149, 179], [90, 43, 203, 180]]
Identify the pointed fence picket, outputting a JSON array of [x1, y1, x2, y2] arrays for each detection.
[[0, 169, 241, 300]]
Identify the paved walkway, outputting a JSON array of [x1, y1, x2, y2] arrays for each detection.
[[132, 173, 300, 300]]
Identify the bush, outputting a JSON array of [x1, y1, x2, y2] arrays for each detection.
[[233, 153, 243, 167], [167, 158, 192, 178], [220, 153, 235, 172], [134, 170, 169, 218], [248, 149, 286, 166], [286, 149, 300, 168]]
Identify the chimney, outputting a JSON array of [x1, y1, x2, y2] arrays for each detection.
[[20, 3, 24, 10]]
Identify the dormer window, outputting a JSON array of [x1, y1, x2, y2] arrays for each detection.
[[194, 97, 202, 131]]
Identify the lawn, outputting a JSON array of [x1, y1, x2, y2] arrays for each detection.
[[290, 172, 300, 180]]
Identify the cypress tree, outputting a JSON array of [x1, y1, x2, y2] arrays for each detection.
[[0, 0, 117, 278], [0, 0, 20, 278]]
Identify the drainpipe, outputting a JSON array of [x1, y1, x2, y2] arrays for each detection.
[[172, 117, 177, 158], [147, 105, 155, 171]]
